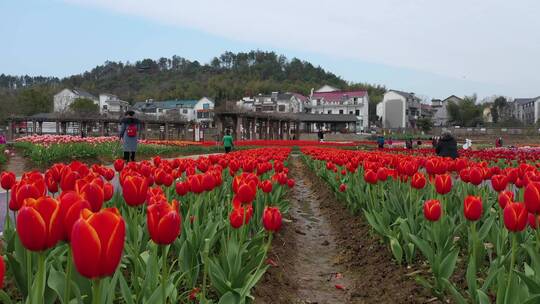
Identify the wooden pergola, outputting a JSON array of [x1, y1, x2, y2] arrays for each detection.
[[6, 113, 192, 141]]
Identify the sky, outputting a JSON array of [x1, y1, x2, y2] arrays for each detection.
[[1, 0, 540, 100]]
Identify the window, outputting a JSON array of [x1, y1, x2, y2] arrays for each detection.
[[278, 105, 286, 112], [203, 103, 210, 109], [355, 110, 360, 116], [103, 105, 108, 110], [183, 109, 188, 114], [327, 110, 332, 114], [349, 111, 353, 114], [339, 110, 344, 114]]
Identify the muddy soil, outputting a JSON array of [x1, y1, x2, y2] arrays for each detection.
[[254, 155, 438, 304]]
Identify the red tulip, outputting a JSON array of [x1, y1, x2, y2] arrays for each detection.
[[528, 213, 540, 229], [10, 182, 43, 211], [339, 183, 347, 192], [364, 169, 378, 184], [122, 175, 148, 206], [377, 168, 388, 181], [287, 179, 295, 188], [175, 181, 189, 196], [59, 191, 92, 241], [524, 182, 540, 214], [498, 190, 514, 209], [411, 172, 426, 190], [464, 195, 483, 221], [147, 199, 181, 245], [71, 208, 125, 278], [60, 169, 80, 192], [17, 196, 62, 251], [434, 174, 452, 195], [77, 180, 104, 212], [201, 174, 216, 192], [491, 174, 508, 192], [262, 206, 282, 232], [469, 167, 483, 186], [504, 202, 528, 232], [229, 205, 253, 229], [236, 183, 257, 204], [103, 183, 114, 202], [0, 171, 16, 191], [423, 199, 442, 221], [259, 180, 273, 193], [113, 159, 125, 172]]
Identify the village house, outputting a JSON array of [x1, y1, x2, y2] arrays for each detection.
[[53, 88, 99, 113], [133, 97, 215, 125]]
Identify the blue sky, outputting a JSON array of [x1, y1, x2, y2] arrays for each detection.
[[1, 0, 539, 100]]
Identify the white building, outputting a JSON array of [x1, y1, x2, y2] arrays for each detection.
[[133, 97, 215, 124], [236, 92, 306, 113], [307, 86, 369, 130], [98, 93, 129, 115], [53, 88, 98, 113], [379, 90, 422, 129], [431, 95, 462, 126]]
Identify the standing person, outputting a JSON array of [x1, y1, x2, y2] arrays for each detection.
[[432, 137, 438, 148], [436, 131, 459, 159], [495, 137, 503, 148], [387, 137, 393, 148], [119, 110, 140, 162], [406, 138, 413, 149], [223, 130, 234, 153], [377, 135, 385, 149]]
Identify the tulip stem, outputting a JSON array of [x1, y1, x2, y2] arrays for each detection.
[[201, 239, 210, 304], [64, 249, 73, 304], [26, 250, 32, 299], [161, 245, 169, 304], [92, 279, 102, 304], [504, 233, 517, 303], [4, 189, 9, 230], [35, 253, 46, 304]]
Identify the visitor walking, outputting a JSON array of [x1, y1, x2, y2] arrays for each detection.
[[223, 130, 234, 153], [436, 131, 458, 159], [431, 137, 438, 148], [119, 110, 140, 162]]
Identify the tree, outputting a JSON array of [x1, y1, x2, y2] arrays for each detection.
[[446, 95, 483, 127], [16, 87, 53, 115], [491, 96, 507, 123], [416, 117, 434, 133], [69, 98, 99, 115]]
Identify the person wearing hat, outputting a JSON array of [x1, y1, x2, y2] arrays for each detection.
[[436, 131, 458, 159]]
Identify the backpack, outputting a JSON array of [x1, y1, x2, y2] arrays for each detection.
[[126, 124, 137, 137]]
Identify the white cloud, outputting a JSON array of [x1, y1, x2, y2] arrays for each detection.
[[64, 0, 540, 96]]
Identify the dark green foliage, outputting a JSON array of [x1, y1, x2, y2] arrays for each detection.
[[446, 95, 483, 127], [0, 51, 386, 122], [69, 98, 99, 114], [416, 117, 434, 132]]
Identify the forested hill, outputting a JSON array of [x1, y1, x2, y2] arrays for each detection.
[[0, 50, 386, 121]]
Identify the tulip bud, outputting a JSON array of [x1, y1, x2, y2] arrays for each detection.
[[463, 195, 483, 221], [504, 202, 528, 232], [423, 199, 442, 221], [263, 206, 282, 232]]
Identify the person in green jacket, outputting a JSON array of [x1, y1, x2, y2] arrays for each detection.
[[223, 130, 234, 153]]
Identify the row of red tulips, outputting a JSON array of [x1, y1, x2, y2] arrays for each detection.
[[302, 147, 540, 304], [0, 148, 293, 303]]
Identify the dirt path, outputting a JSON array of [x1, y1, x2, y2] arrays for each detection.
[[3, 149, 35, 177], [254, 154, 436, 304]]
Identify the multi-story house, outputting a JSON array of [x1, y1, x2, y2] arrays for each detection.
[[306, 86, 369, 130], [133, 97, 215, 124], [431, 95, 462, 126], [98, 93, 129, 115], [240, 92, 307, 113], [53, 88, 99, 113], [378, 90, 422, 129]]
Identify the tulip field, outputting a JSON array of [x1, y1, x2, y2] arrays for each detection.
[[302, 146, 540, 304], [0, 148, 293, 303], [4, 139, 540, 303]]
